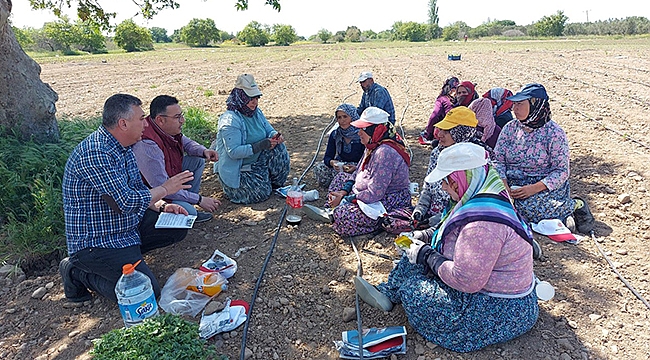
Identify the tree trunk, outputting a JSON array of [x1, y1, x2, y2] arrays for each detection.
[[0, 0, 60, 143]]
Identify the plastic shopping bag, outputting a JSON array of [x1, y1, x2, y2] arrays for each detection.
[[159, 268, 227, 317]]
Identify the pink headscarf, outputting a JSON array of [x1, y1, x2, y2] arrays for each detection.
[[469, 97, 496, 143], [448, 170, 469, 198]]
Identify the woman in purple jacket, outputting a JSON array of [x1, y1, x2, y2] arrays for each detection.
[[419, 77, 459, 145]]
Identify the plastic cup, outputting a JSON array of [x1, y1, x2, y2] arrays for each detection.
[[409, 182, 419, 195]]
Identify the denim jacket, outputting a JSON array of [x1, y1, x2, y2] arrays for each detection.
[[215, 109, 277, 188]]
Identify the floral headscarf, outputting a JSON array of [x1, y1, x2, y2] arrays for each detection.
[[521, 97, 551, 129], [226, 88, 256, 117], [439, 76, 460, 98], [469, 97, 496, 143], [361, 121, 411, 169], [333, 103, 361, 155]]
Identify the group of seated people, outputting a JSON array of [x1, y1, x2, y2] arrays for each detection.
[[309, 79, 580, 352], [59, 70, 579, 353]]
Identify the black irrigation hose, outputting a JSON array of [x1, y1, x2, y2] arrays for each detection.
[[350, 239, 365, 360], [589, 231, 650, 311], [239, 205, 288, 360]]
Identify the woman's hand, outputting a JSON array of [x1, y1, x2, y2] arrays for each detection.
[[342, 164, 356, 173], [510, 182, 547, 199], [328, 190, 347, 207], [269, 133, 285, 149]]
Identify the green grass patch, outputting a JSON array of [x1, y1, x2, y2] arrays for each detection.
[[182, 107, 219, 147]]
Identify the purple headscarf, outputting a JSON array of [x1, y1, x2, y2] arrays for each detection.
[[469, 97, 496, 143], [226, 88, 256, 117]]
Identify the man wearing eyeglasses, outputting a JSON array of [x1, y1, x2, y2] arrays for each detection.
[[133, 95, 221, 223]]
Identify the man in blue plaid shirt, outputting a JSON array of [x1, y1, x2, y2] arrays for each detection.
[[356, 71, 396, 124], [59, 94, 195, 303]]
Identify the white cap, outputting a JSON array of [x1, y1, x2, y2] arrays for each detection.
[[234, 73, 262, 97], [531, 219, 576, 242], [424, 143, 488, 183], [349, 107, 389, 128], [357, 71, 373, 82]]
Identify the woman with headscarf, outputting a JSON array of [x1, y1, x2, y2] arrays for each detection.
[[412, 106, 491, 227], [214, 73, 290, 204], [455, 81, 479, 107], [469, 97, 501, 149], [312, 104, 365, 188], [493, 83, 575, 226], [419, 77, 459, 146], [310, 107, 411, 237], [483, 87, 514, 128], [355, 142, 539, 353]]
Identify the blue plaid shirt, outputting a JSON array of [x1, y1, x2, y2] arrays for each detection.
[[357, 83, 396, 124], [63, 126, 152, 255]]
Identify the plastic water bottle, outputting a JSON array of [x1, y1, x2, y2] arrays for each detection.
[[115, 260, 159, 328], [286, 177, 303, 226]]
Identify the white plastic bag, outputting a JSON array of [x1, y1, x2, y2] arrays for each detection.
[[199, 249, 237, 279], [159, 268, 227, 317]]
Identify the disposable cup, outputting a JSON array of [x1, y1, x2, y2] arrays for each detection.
[[535, 280, 555, 301]]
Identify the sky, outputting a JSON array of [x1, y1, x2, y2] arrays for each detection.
[[9, 0, 650, 37]]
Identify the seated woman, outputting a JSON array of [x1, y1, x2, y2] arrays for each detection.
[[358, 142, 539, 353], [483, 87, 514, 128], [412, 106, 486, 226], [214, 74, 290, 204], [419, 76, 459, 145], [323, 107, 411, 237], [455, 80, 479, 107], [493, 83, 575, 225], [469, 97, 501, 149], [312, 104, 365, 188]]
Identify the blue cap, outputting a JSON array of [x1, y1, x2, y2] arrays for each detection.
[[506, 83, 548, 102]]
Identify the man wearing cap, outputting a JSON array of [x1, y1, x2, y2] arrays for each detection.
[[214, 74, 290, 204], [493, 83, 575, 227], [133, 95, 221, 223], [356, 71, 396, 124]]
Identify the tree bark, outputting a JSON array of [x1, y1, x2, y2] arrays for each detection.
[[0, 0, 60, 143]]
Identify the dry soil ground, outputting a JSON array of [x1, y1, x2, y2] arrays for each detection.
[[2, 39, 650, 360]]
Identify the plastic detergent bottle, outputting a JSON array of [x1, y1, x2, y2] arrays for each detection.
[[286, 177, 303, 225], [115, 260, 159, 328]]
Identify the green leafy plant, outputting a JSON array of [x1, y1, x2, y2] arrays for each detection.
[[90, 314, 227, 360], [203, 89, 214, 97]]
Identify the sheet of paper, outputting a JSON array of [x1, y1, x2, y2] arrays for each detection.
[[155, 212, 197, 229]]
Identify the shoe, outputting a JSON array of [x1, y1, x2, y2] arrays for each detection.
[[532, 239, 542, 260], [195, 211, 213, 223], [418, 133, 432, 146], [59, 258, 92, 303], [573, 197, 594, 234], [354, 276, 393, 312], [303, 204, 333, 223], [564, 215, 576, 234]]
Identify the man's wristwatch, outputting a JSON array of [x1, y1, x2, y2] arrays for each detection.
[[159, 203, 169, 213]]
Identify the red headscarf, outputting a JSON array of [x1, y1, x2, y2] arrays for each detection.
[[456, 81, 478, 107], [361, 123, 411, 170]]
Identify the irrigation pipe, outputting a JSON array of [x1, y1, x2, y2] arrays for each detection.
[[589, 231, 650, 311], [350, 239, 365, 359]]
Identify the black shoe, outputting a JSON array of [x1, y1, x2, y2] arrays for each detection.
[[59, 258, 92, 303], [195, 211, 213, 223], [573, 197, 594, 234]]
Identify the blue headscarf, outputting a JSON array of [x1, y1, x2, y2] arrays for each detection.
[[226, 88, 256, 117], [333, 104, 361, 155]]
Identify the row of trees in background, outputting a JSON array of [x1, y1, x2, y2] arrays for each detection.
[[12, 12, 650, 53]]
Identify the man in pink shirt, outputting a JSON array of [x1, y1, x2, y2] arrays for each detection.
[[133, 95, 220, 222]]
